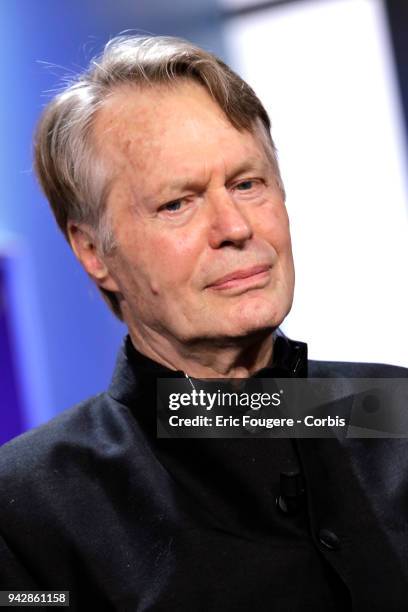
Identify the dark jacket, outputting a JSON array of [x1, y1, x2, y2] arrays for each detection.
[[0, 334, 407, 611]]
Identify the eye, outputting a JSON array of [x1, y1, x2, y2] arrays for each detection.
[[161, 199, 183, 213], [157, 195, 197, 220], [235, 180, 255, 191], [166, 201, 181, 211]]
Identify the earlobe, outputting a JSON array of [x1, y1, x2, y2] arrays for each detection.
[[67, 222, 120, 292]]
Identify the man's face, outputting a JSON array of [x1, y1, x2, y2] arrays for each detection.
[[94, 81, 295, 345]]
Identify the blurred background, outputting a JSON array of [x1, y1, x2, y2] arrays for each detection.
[[1, 0, 407, 444]]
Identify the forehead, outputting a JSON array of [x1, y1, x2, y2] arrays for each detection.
[[93, 81, 270, 195]]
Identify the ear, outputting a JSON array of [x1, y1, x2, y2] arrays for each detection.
[[67, 221, 120, 293]]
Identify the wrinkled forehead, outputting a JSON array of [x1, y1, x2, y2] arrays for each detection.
[[92, 80, 273, 178]]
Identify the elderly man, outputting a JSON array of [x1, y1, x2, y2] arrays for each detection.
[[0, 35, 407, 611]]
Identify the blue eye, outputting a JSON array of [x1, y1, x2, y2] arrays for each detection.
[[164, 200, 182, 212], [236, 180, 254, 190]]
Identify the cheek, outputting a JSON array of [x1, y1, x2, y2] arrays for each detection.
[[140, 231, 203, 291], [253, 203, 292, 253]]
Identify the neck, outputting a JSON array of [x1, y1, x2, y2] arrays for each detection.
[[128, 325, 275, 379]]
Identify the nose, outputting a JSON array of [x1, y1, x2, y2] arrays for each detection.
[[207, 188, 253, 249]]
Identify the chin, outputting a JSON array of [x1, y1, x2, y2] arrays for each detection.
[[222, 296, 290, 338]]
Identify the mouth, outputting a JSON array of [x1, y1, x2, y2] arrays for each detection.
[[207, 264, 272, 292]]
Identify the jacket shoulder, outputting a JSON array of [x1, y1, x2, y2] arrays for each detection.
[[0, 391, 127, 491], [308, 359, 408, 378], [1, 392, 101, 453]]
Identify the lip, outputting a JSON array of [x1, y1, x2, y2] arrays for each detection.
[[207, 264, 272, 290]]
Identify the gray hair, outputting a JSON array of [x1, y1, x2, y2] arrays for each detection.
[[34, 35, 283, 320]]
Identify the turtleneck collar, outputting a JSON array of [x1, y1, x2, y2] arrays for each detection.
[[107, 328, 309, 539], [108, 328, 308, 409]]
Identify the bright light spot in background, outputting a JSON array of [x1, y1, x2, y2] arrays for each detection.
[[224, 0, 408, 366], [222, 0, 284, 8]]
